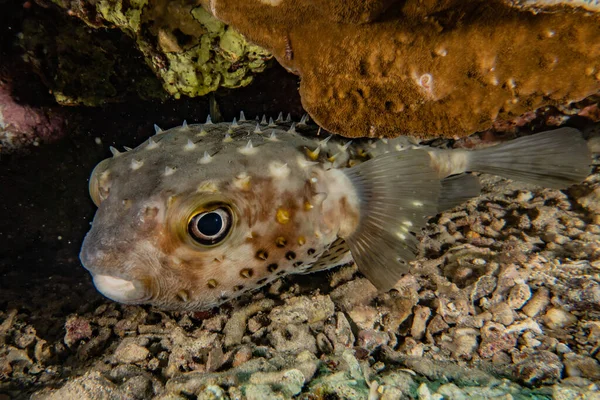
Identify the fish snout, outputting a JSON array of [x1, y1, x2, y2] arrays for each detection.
[[79, 232, 119, 275], [80, 235, 152, 304]]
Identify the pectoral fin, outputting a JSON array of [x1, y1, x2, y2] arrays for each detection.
[[342, 150, 441, 291]]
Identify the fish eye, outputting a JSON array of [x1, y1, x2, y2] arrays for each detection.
[[188, 207, 232, 245]]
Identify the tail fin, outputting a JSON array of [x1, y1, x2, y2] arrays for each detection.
[[467, 128, 591, 189]]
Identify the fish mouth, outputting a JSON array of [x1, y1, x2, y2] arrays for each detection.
[[91, 274, 151, 304]]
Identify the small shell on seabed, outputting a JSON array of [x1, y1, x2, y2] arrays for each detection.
[[542, 307, 578, 330], [507, 283, 531, 310], [521, 287, 550, 317]]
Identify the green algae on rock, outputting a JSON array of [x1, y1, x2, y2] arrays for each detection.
[[159, 7, 271, 98], [47, 0, 272, 101]]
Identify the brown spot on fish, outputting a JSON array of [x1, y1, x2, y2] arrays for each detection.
[[285, 251, 296, 260], [307, 248, 316, 255], [257, 278, 268, 285], [256, 249, 268, 260], [304, 201, 314, 210], [275, 237, 287, 247], [293, 261, 303, 268], [240, 268, 254, 279], [233, 285, 244, 292], [267, 263, 278, 272], [176, 290, 190, 302], [276, 208, 290, 224], [297, 236, 306, 245], [337, 196, 360, 237], [207, 279, 218, 289]]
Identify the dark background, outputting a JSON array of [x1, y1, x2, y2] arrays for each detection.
[[0, 0, 304, 296]]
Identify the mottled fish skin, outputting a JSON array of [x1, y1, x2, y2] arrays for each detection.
[[81, 117, 364, 310], [81, 115, 592, 310]]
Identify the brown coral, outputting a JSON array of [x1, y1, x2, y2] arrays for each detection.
[[203, 0, 600, 138]]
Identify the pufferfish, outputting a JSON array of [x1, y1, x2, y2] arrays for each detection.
[[80, 113, 592, 311]]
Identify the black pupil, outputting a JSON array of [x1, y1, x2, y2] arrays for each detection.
[[198, 212, 222, 236]]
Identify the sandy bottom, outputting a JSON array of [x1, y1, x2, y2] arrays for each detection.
[[1, 134, 599, 399]]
